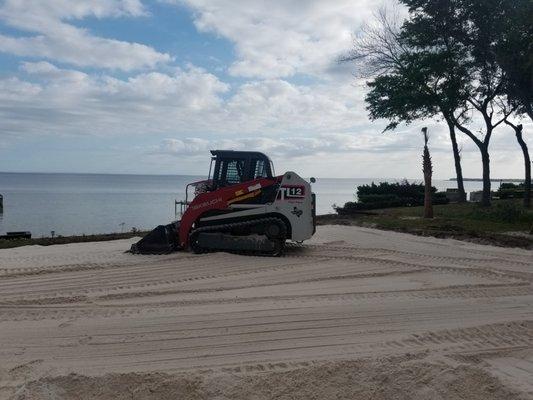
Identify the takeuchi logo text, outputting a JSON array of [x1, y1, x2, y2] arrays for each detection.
[[190, 198, 223, 210]]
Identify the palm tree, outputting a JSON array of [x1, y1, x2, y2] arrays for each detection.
[[422, 127, 433, 218]]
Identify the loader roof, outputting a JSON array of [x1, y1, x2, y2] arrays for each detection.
[[210, 150, 271, 162]]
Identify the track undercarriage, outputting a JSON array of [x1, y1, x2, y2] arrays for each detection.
[[130, 217, 287, 256], [189, 217, 287, 256]]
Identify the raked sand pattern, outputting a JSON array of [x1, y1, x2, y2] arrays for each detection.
[[0, 226, 532, 399]]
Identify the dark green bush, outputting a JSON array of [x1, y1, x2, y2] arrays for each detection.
[[335, 180, 448, 214], [496, 182, 525, 199], [358, 194, 402, 204], [357, 181, 436, 197], [433, 192, 449, 205]]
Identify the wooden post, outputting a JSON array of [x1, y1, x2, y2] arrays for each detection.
[[0, 194, 3, 213]]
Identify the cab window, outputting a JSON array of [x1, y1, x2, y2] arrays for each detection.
[[217, 159, 245, 186], [252, 159, 267, 179]]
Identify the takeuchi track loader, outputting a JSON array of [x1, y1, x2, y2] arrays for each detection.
[[131, 150, 316, 256]]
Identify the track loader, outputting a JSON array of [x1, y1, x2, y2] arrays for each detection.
[[131, 150, 316, 256]]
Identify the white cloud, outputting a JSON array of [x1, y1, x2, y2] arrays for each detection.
[[1, 62, 531, 179], [0, 77, 42, 99], [6, 62, 529, 158], [152, 125, 533, 180], [224, 79, 368, 133], [1, 62, 371, 137], [102, 66, 229, 108], [156, 131, 424, 160], [21, 61, 89, 83], [0, 0, 171, 71], [0, 63, 229, 136], [2, 0, 147, 25], [169, 0, 377, 79]]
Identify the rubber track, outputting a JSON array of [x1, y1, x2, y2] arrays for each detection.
[[190, 217, 287, 256]]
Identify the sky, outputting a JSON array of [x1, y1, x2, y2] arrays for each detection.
[[0, 0, 530, 179]]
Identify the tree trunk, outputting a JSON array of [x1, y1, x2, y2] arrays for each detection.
[[514, 124, 531, 208], [424, 171, 433, 218], [422, 128, 433, 218], [480, 145, 491, 207], [449, 115, 492, 206], [446, 119, 466, 202]]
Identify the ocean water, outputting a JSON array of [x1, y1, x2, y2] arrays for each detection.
[[0, 172, 485, 237]]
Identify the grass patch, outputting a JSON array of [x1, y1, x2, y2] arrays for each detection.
[[0, 231, 149, 250], [318, 199, 533, 249]]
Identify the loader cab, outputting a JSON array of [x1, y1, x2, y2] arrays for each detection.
[[210, 150, 274, 189]]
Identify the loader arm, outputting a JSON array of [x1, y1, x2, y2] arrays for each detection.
[[178, 176, 279, 248]]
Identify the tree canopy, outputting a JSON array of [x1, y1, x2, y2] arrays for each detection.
[[352, 0, 532, 206]]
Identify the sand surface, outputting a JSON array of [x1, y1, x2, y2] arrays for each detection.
[[0, 225, 532, 399]]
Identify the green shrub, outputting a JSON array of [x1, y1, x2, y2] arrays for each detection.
[[496, 182, 525, 199], [335, 180, 448, 214], [357, 194, 404, 207], [357, 180, 436, 198]]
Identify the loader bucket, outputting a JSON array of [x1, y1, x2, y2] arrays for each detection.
[[130, 221, 180, 254]]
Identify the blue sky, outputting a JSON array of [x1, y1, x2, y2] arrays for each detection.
[[0, 0, 530, 178]]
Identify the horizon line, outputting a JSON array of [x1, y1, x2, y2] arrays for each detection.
[[0, 171, 484, 181]]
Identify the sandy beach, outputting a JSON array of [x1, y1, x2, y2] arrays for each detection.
[[0, 225, 532, 399]]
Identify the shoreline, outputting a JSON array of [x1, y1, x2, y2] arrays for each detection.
[[1, 212, 532, 250], [0, 230, 150, 249]]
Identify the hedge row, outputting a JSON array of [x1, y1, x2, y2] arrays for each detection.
[[496, 182, 526, 199], [335, 181, 449, 214]]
